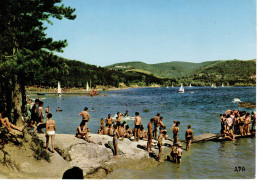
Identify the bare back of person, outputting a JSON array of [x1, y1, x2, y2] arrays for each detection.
[[80, 111, 90, 121], [103, 127, 109, 135], [135, 116, 142, 126]]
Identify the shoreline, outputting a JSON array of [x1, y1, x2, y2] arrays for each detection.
[[0, 130, 255, 179]]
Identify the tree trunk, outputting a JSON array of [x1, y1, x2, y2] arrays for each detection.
[[12, 75, 23, 126]]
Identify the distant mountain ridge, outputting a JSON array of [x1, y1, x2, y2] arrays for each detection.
[[106, 60, 215, 78], [105, 59, 255, 80]]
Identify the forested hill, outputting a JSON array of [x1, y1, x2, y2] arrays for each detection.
[[190, 59, 256, 86], [106, 61, 217, 78]]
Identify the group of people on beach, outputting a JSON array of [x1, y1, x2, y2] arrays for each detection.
[[76, 107, 194, 163], [220, 110, 256, 141]]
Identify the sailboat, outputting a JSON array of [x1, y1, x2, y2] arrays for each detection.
[[211, 84, 217, 88], [189, 84, 192, 87], [166, 86, 169, 88], [86, 82, 89, 92], [178, 84, 184, 93], [222, 83, 224, 87], [172, 83, 174, 88], [58, 81, 62, 96]]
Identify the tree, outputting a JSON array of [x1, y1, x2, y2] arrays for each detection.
[[0, 0, 76, 125]]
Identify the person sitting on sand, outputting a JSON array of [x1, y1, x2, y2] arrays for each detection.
[[113, 125, 120, 158], [147, 118, 154, 152], [125, 125, 132, 138], [134, 112, 142, 142], [185, 125, 193, 151], [177, 144, 183, 164], [76, 122, 91, 142], [139, 125, 148, 140], [0, 112, 24, 133], [45, 113, 56, 153], [28, 119, 37, 133], [157, 130, 167, 163], [106, 114, 113, 127], [78, 107, 91, 128]]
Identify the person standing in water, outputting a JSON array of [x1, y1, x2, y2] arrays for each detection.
[[147, 118, 154, 152], [171, 121, 180, 144], [45, 113, 56, 153], [185, 125, 193, 151], [157, 130, 167, 163], [78, 107, 91, 128], [153, 113, 160, 140], [133, 112, 142, 142]]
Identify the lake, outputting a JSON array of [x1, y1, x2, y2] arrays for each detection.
[[33, 86, 256, 179]]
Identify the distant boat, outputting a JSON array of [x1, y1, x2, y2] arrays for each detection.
[[58, 81, 62, 96], [86, 82, 89, 92], [37, 93, 45, 95], [222, 83, 224, 87], [166, 86, 169, 88], [212, 84, 217, 88], [179, 84, 184, 93], [189, 84, 192, 87], [172, 84, 174, 88], [233, 98, 241, 103]]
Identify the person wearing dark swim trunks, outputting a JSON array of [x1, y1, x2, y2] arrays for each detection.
[[78, 107, 91, 128], [177, 144, 183, 164], [185, 124, 193, 151], [106, 114, 113, 127], [171, 121, 180, 144], [133, 112, 142, 142], [147, 118, 154, 152]]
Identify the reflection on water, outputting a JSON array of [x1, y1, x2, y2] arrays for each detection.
[[34, 87, 255, 179]]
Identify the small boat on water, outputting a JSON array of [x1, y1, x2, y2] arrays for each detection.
[[166, 86, 169, 88], [37, 93, 45, 95], [179, 84, 184, 93], [222, 83, 224, 87], [189, 84, 192, 87], [58, 81, 62, 96], [233, 98, 241, 103], [111, 114, 135, 121], [211, 84, 217, 88], [86, 82, 89, 92]]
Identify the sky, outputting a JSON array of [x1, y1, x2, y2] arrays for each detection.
[[45, 0, 256, 67]]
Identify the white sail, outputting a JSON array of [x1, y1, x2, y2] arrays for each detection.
[[86, 82, 89, 91], [166, 86, 169, 88], [172, 84, 174, 88], [189, 84, 192, 87], [58, 81, 62, 94], [222, 83, 224, 87], [211, 84, 214, 87], [179, 83, 184, 93]]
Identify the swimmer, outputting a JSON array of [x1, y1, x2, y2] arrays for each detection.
[[133, 112, 142, 142], [185, 125, 193, 151], [147, 118, 155, 152]]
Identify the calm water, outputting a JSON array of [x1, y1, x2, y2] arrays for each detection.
[[33, 86, 256, 179]]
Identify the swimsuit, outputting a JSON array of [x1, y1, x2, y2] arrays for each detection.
[[186, 136, 192, 141], [135, 125, 140, 129], [47, 131, 55, 136]]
